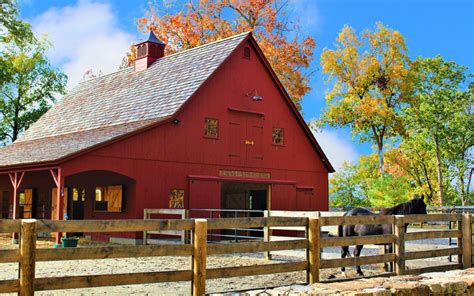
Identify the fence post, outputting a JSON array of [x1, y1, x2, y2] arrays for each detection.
[[263, 210, 272, 260], [192, 219, 207, 296], [394, 215, 405, 275], [19, 219, 37, 296], [308, 218, 320, 284], [462, 213, 472, 268]]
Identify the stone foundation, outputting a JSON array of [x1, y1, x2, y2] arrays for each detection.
[[246, 268, 474, 295]]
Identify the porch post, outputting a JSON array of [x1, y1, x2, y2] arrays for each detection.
[[54, 168, 64, 244], [9, 172, 25, 244]]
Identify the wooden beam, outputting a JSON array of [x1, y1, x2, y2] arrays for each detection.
[[0, 280, 19, 294], [0, 219, 21, 233], [394, 215, 405, 275], [207, 239, 307, 255], [206, 217, 307, 230], [320, 234, 395, 248], [206, 261, 307, 279], [404, 230, 461, 241], [462, 213, 472, 268], [320, 215, 395, 226], [19, 219, 37, 296], [321, 253, 395, 269], [0, 249, 20, 263], [402, 213, 462, 223], [308, 218, 320, 284], [34, 270, 192, 291], [36, 244, 193, 261], [404, 263, 462, 275], [36, 219, 195, 233], [192, 219, 207, 296], [404, 248, 460, 261]]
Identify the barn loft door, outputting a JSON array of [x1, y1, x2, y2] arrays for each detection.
[[228, 112, 264, 166]]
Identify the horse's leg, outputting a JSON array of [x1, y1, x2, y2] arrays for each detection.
[[383, 245, 390, 272], [354, 245, 364, 276], [340, 246, 350, 276], [388, 244, 394, 272]]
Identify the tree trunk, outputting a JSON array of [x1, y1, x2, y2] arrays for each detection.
[[12, 105, 19, 142], [377, 140, 385, 175], [434, 139, 445, 206]]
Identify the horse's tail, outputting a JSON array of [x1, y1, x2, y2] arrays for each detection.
[[338, 224, 343, 237]]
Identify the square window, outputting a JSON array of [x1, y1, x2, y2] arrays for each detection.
[[272, 127, 284, 145], [204, 118, 218, 138]]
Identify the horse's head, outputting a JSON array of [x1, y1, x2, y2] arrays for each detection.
[[409, 195, 427, 215]]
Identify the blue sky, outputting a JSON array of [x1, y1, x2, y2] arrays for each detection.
[[18, 0, 474, 170]]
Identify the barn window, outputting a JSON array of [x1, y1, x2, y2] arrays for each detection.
[[94, 185, 123, 212], [244, 46, 251, 59], [204, 118, 218, 138], [72, 188, 85, 202], [272, 127, 284, 145], [169, 189, 184, 208], [137, 44, 147, 58]]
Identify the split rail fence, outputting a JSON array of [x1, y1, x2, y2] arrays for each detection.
[[0, 213, 472, 296]]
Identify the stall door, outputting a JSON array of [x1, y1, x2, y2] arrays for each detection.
[[51, 188, 68, 220]]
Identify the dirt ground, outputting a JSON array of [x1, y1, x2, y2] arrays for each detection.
[[0, 234, 384, 295]]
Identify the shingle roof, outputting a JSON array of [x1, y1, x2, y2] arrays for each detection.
[[0, 32, 249, 168]]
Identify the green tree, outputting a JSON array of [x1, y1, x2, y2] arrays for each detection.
[[367, 174, 411, 207], [319, 23, 414, 175], [406, 56, 473, 205], [0, 27, 67, 143], [0, 0, 33, 44], [386, 136, 439, 204], [329, 161, 369, 207]]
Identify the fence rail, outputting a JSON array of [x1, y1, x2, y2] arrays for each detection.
[[0, 213, 472, 295]]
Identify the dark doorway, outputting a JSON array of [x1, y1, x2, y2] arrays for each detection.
[[221, 182, 268, 239], [70, 188, 85, 220], [1, 191, 9, 219], [69, 188, 85, 237]]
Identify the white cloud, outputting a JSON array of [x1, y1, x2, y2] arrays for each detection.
[[30, 0, 135, 89], [312, 129, 359, 172], [288, 0, 322, 32]]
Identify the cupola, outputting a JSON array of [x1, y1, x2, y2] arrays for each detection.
[[134, 31, 166, 72]]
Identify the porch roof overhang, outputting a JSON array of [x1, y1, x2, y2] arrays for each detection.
[[0, 118, 167, 173]]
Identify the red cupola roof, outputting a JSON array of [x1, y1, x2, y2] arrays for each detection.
[[134, 31, 166, 72]]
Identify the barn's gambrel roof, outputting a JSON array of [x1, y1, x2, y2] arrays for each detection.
[[0, 32, 334, 172]]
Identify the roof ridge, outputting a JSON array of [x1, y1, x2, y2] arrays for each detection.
[[160, 31, 251, 60], [74, 32, 250, 86]]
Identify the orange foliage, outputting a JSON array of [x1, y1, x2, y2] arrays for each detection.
[[133, 0, 316, 109]]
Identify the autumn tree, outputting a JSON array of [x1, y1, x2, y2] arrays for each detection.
[[386, 142, 438, 204], [319, 23, 414, 174], [134, 0, 316, 109], [405, 56, 473, 205]]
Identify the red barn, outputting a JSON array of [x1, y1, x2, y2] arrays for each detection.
[[0, 32, 334, 244]]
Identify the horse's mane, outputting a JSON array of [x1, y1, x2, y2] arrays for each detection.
[[379, 199, 416, 215]]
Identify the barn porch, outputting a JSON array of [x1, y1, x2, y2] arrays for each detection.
[[0, 168, 135, 244]]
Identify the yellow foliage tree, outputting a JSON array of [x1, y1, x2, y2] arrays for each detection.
[[131, 0, 316, 109], [319, 23, 414, 174]]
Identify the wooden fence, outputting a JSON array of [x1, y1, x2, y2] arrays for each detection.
[[0, 213, 472, 295]]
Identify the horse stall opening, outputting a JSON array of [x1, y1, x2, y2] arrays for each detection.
[[220, 182, 268, 239]]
